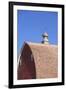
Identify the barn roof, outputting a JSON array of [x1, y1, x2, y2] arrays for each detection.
[[18, 42, 58, 79]]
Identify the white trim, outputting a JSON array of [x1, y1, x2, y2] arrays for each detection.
[[17, 42, 26, 68]]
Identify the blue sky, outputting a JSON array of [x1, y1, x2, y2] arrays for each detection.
[[17, 10, 58, 53]]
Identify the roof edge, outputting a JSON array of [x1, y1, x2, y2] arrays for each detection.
[[25, 41, 58, 47]]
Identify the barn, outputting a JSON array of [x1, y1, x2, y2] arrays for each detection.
[[17, 33, 58, 80], [17, 42, 58, 80]]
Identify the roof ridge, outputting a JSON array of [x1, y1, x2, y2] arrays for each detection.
[[25, 41, 58, 47]]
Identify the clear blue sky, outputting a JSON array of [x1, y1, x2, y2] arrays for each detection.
[[17, 10, 58, 53]]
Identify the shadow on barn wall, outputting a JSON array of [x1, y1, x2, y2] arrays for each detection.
[[17, 43, 36, 80]]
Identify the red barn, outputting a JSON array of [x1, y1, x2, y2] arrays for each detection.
[[17, 42, 58, 80]]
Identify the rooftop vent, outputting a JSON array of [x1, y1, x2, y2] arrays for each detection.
[[42, 32, 49, 44]]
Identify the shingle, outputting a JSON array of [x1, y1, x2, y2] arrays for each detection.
[[27, 42, 58, 78], [18, 42, 58, 79]]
